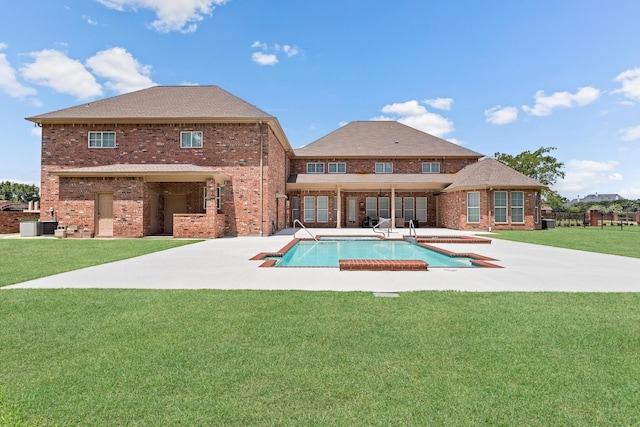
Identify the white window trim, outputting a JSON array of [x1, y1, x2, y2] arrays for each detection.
[[328, 162, 346, 173], [494, 191, 508, 224], [511, 191, 524, 223], [375, 162, 393, 174], [303, 196, 315, 222], [467, 192, 480, 223], [317, 196, 329, 223], [180, 131, 203, 148], [88, 131, 116, 148], [306, 162, 325, 174], [422, 162, 440, 174]]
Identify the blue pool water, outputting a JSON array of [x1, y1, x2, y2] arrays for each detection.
[[274, 239, 475, 267]]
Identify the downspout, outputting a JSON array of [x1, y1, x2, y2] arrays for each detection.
[[488, 188, 492, 232], [259, 121, 264, 237]]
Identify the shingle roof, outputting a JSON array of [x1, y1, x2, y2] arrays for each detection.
[[50, 163, 231, 182], [294, 121, 483, 158], [26, 86, 273, 122], [287, 173, 454, 189], [444, 158, 546, 191]]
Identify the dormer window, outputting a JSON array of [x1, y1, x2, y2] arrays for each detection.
[[422, 162, 440, 173], [375, 162, 393, 174], [307, 162, 325, 173]]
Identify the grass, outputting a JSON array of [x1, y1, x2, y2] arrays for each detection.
[[0, 239, 202, 287], [488, 226, 640, 258], [1, 290, 639, 426]]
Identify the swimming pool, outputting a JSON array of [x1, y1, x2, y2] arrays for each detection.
[[271, 238, 475, 268]]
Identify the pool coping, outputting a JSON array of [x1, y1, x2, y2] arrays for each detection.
[[251, 235, 501, 270]]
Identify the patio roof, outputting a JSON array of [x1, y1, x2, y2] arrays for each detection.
[[286, 173, 454, 191], [50, 164, 232, 183], [444, 158, 546, 191]]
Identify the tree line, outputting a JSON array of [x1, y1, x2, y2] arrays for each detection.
[[0, 181, 40, 203]]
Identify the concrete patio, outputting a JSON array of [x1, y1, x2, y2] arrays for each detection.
[[4, 228, 640, 292]]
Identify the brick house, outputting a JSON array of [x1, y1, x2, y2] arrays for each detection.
[[288, 121, 545, 231], [27, 86, 292, 238], [28, 86, 545, 238]]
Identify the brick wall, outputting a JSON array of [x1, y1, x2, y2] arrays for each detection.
[[40, 122, 289, 237], [438, 189, 542, 231], [290, 157, 477, 174], [0, 212, 40, 234]]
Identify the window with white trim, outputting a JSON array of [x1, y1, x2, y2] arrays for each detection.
[[379, 197, 390, 219], [494, 191, 508, 223], [416, 197, 427, 222], [375, 162, 393, 173], [216, 186, 222, 211], [291, 197, 300, 221], [180, 131, 202, 148], [395, 197, 403, 220], [303, 196, 315, 222], [317, 196, 329, 223], [306, 162, 325, 173], [422, 162, 440, 173], [366, 197, 377, 219], [88, 131, 116, 148], [534, 192, 539, 224], [403, 197, 414, 221], [328, 162, 346, 173], [511, 191, 524, 223], [333, 196, 338, 223], [467, 192, 480, 223]]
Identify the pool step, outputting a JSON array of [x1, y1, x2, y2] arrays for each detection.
[[339, 259, 428, 271]]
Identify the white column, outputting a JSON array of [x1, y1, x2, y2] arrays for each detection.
[[391, 187, 396, 228], [336, 187, 342, 228]]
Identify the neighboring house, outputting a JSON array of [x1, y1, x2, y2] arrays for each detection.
[[27, 86, 545, 238], [578, 193, 624, 203]]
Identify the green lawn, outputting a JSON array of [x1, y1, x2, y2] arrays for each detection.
[[488, 226, 640, 258], [1, 290, 639, 426], [0, 239, 202, 287]]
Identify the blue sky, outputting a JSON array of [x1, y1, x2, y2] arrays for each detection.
[[1, 1, 640, 200]]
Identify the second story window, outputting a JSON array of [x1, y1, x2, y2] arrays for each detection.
[[422, 162, 440, 173], [181, 131, 203, 148], [375, 162, 393, 174], [328, 162, 346, 173], [307, 162, 325, 173], [88, 131, 116, 148]]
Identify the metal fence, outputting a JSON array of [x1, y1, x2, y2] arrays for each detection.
[[544, 212, 639, 227]]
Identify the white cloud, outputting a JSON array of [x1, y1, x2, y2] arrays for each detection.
[[21, 49, 102, 100], [485, 105, 518, 125], [82, 15, 98, 25], [283, 45, 299, 57], [554, 159, 623, 193], [251, 41, 300, 66], [0, 44, 37, 98], [252, 52, 278, 66], [619, 125, 640, 142], [613, 67, 640, 102], [373, 100, 454, 138], [86, 47, 155, 94], [97, 0, 227, 33], [423, 97, 453, 111], [522, 86, 601, 116]]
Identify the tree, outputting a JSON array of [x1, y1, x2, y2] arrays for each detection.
[[0, 181, 40, 203], [494, 146, 565, 204]]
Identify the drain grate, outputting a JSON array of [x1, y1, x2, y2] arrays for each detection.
[[373, 292, 400, 298]]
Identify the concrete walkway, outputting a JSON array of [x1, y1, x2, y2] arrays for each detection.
[[4, 228, 640, 292]]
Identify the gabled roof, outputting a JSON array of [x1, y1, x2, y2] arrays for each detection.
[[444, 158, 546, 191], [294, 121, 483, 158], [26, 86, 273, 123]]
